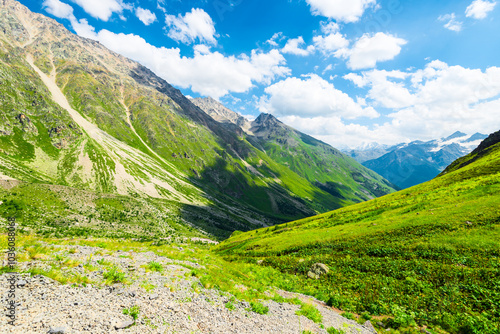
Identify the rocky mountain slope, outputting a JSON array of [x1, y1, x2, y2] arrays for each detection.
[[190, 97, 253, 135], [360, 131, 487, 189], [0, 0, 395, 239], [0, 238, 375, 334], [192, 98, 397, 204]]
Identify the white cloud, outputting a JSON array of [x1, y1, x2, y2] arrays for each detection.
[[340, 61, 500, 145], [466, 0, 497, 19], [313, 32, 349, 56], [322, 64, 333, 74], [71, 0, 126, 21], [345, 70, 415, 109], [75, 26, 289, 98], [438, 13, 463, 32], [136, 7, 157, 25], [259, 74, 379, 119], [267, 61, 500, 148], [165, 8, 217, 45], [42, 0, 74, 19], [305, 0, 377, 23], [319, 21, 340, 34], [266, 32, 284, 47], [337, 32, 407, 70], [193, 44, 211, 55], [281, 37, 315, 56], [310, 20, 349, 56], [70, 18, 98, 39]]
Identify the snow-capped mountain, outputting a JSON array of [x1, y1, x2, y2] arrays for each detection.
[[353, 132, 488, 189]]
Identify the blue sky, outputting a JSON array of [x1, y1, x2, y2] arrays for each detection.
[[20, 0, 500, 148]]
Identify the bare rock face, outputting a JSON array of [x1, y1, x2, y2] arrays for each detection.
[[190, 97, 253, 134]]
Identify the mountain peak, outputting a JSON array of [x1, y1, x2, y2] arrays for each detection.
[[190, 97, 253, 134], [254, 113, 281, 125], [443, 131, 467, 141]]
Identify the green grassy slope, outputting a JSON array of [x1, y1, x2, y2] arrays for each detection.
[[252, 120, 397, 203], [215, 134, 500, 333], [0, 0, 355, 236]]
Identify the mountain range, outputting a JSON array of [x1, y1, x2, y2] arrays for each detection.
[[345, 131, 487, 189], [0, 0, 395, 239]]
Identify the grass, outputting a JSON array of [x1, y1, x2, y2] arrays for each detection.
[[225, 301, 235, 310], [215, 141, 500, 333], [146, 261, 163, 272], [326, 328, 345, 334], [123, 305, 140, 321], [249, 301, 269, 315], [1, 134, 498, 334], [296, 303, 323, 323], [103, 266, 126, 284]]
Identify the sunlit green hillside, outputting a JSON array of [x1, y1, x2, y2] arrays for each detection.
[[216, 132, 500, 333]]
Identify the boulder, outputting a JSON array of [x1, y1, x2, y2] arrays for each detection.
[[114, 319, 134, 330], [310, 263, 329, 276]]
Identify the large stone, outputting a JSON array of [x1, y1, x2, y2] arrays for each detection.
[[307, 271, 319, 279], [114, 319, 134, 330], [363, 320, 377, 333], [310, 263, 329, 276], [48, 327, 67, 334]]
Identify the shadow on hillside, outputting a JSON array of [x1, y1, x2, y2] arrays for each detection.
[[129, 66, 343, 239], [178, 153, 346, 240]]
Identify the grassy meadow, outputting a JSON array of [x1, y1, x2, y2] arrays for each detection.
[[215, 140, 500, 333]]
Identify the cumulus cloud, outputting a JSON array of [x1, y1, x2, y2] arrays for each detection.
[[438, 13, 463, 32], [42, 0, 74, 19], [466, 0, 497, 19], [266, 61, 500, 148], [165, 8, 217, 45], [305, 0, 377, 23], [313, 32, 349, 56], [136, 7, 157, 25], [281, 37, 315, 56], [259, 74, 379, 119], [339, 61, 500, 146], [81, 29, 289, 98], [266, 32, 284, 47], [71, 0, 127, 21], [40, 5, 288, 98], [337, 32, 407, 70]]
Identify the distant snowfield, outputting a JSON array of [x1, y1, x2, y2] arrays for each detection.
[[429, 136, 483, 153]]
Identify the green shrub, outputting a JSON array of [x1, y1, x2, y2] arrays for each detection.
[[103, 266, 126, 284], [123, 305, 140, 320], [326, 328, 345, 334], [296, 303, 323, 323], [250, 301, 269, 315], [340, 312, 355, 321], [147, 261, 163, 272]]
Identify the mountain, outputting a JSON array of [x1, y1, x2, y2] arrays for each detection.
[[192, 99, 397, 204], [190, 97, 253, 134], [360, 132, 487, 189], [0, 0, 394, 239], [216, 130, 500, 333], [342, 143, 390, 163]]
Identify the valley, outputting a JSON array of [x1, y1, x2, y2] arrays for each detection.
[[0, 0, 499, 333]]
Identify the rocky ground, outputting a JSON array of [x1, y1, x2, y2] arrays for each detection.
[[0, 244, 377, 333]]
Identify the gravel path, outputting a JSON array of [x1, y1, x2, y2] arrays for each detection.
[[0, 245, 377, 333]]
